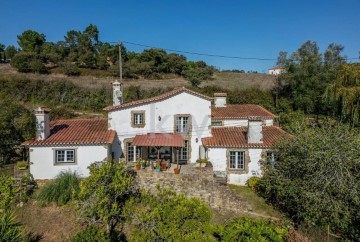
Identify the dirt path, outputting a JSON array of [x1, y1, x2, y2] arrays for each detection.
[[14, 200, 83, 242]]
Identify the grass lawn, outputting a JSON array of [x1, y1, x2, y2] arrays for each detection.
[[229, 184, 282, 219]]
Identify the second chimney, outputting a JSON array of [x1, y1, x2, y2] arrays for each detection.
[[35, 107, 50, 141], [214, 93, 227, 107], [247, 118, 263, 144]]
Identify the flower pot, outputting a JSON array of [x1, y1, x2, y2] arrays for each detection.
[[156, 167, 161, 172], [135, 164, 141, 170], [174, 168, 180, 175], [161, 162, 167, 171]]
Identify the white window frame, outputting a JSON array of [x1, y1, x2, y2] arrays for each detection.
[[266, 151, 277, 164], [134, 113, 144, 125], [229, 151, 245, 170], [55, 149, 76, 164], [126, 142, 141, 162], [179, 140, 189, 161], [175, 116, 189, 133]]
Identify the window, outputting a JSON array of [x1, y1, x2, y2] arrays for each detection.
[[229, 151, 245, 170], [266, 151, 277, 164], [55, 149, 75, 164], [175, 116, 189, 133], [126, 142, 141, 162], [179, 140, 189, 161], [211, 121, 223, 126], [131, 111, 145, 128]]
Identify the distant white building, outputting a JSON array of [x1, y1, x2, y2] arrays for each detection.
[[24, 86, 287, 185], [268, 66, 286, 75]]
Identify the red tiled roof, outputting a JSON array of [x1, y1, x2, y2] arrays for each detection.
[[23, 118, 115, 146], [202, 126, 288, 148], [104, 87, 212, 111], [132, 133, 185, 147], [211, 104, 277, 120], [268, 65, 285, 70]]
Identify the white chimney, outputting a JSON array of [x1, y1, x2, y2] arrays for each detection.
[[113, 80, 122, 105], [35, 107, 50, 141], [214, 93, 227, 107], [247, 119, 263, 143]]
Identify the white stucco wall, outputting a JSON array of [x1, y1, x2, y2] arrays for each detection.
[[108, 92, 212, 163], [223, 119, 248, 127], [30, 144, 110, 179], [264, 119, 273, 126], [208, 147, 263, 186]]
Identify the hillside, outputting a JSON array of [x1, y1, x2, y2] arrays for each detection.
[[0, 64, 275, 90]]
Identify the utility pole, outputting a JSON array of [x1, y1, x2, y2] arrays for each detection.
[[118, 41, 124, 103]]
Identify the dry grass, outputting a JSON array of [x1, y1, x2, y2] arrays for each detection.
[[14, 199, 83, 242], [0, 64, 275, 90]]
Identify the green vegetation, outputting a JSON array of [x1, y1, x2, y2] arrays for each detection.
[[37, 171, 80, 206], [6, 25, 215, 86], [246, 176, 261, 192], [0, 96, 35, 164], [70, 225, 111, 242], [0, 176, 16, 211], [0, 212, 23, 242], [217, 217, 288, 241], [128, 188, 215, 241], [77, 162, 136, 235], [257, 125, 360, 241]]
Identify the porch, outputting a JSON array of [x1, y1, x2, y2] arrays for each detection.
[[126, 133, 189, 166]]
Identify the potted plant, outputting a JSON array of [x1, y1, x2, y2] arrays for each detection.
[[196, 158, 208, 168], [141, 160, 147, 169], [155, 164, 161, 172], [161, 160, 167, 171], [174, 167, 180, 175], [16, 161, 28, 170], [135, 158, 141, 170]]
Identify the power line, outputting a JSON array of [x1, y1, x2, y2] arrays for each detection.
[[110, 40, 359, 62]]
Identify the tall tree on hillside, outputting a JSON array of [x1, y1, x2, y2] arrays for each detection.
[[324, 64, 360, 126], [5, 45, 18, 60], [0, 43, 5, 62], [275, 41, 345, 115], [17, 30, 46, 53]]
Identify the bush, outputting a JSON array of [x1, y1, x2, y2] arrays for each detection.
[[218, 217, 288, 242], [16, 161, 28, 170], [128, 188, 215, 241], [37, 170, 80, 205], [246, 176, 261, 192], [0, 176, 15, 211], [70, 225, 111, 242], [0, 212, 23, 242], [60, 62, 80, 76], [11, 52, 37, 73]]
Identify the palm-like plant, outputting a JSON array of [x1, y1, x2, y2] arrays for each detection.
[[0, 212, 22, 242]]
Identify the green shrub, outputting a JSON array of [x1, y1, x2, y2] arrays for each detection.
[[70, 225, 110, 242], [0, 212, 23, 242], [11, 52, 37, 73], [37, 170, 80, 205], [218, 217, 288, 242], [246, 176, 261, 192], [60, 62, 80, 76], [128, 188, 215, 241], [0, 176, 15, 211], [16, 161, 28, 170]]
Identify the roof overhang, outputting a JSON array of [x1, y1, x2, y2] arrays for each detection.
[[132, 133, 185, 147]]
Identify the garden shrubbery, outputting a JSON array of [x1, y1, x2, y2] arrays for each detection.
[[37, 170, 80, 205]]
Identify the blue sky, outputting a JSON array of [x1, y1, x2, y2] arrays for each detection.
[[2, 0, 359, 72]]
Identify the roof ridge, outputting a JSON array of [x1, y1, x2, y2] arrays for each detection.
[[104, 87, 212, 111]]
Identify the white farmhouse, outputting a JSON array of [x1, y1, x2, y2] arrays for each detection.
[[24, 85, 287, 185], [268, 65, 286, 75]]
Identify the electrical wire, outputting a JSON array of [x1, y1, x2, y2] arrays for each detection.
[[109, 40, 359, 61]]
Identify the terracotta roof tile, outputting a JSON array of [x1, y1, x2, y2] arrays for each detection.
[[23, 118, 115, 146], [211, 104, 277, 120], [202, 126, 288, 148], [268, 65, 285, 70], [104, 87, 212, 111], [132, 133, 185, 147]]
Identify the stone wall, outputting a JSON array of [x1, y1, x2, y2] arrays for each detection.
[[135, 166, 252, 215]]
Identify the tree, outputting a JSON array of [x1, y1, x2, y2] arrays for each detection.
[[128, 188, 215, 241], [324, 63, 360, 126], [0, 43, 4, 62], [182, 61, 214, 87], [0, 98, 36, 163], [257, 125, 360, 241], [78, 162, 136, 236], [17, 30, 46, 53], [5, 45, 18, 60], [274, 41, 345, 115]]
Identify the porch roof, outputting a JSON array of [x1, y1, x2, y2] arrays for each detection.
[[132, 133, 185, 147]]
